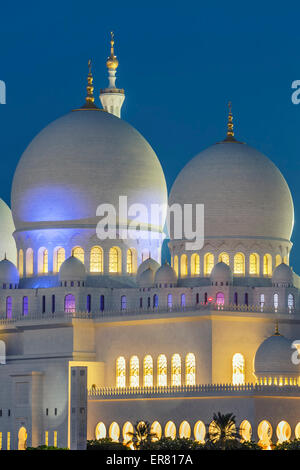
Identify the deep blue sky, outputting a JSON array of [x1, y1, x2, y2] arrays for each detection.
[[1, 0, 300, 269]]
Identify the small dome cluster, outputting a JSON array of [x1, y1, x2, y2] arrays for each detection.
[[0, 258, 19, 288], [59, 256, 87, 286], [272, 263, 293, 287], [137, 259, 177, 288], [210, 261, 232, 285]]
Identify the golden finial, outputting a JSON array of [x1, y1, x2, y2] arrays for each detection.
[[80, 59, 98, 110], [274, 320, 280, 336], [106, 31, 119, 70], [227, 101, 234, 137]]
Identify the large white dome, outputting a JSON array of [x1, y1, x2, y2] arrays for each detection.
[[11, 109, 167, 232], [0, 199, 17, 264], [169, 141, 294, 241]]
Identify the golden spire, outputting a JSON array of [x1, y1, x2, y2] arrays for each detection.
[[80, 59, 98, 110], [227, 101, 234, 137], [274, 320, 280, 336], [106, 31, 119, 70]]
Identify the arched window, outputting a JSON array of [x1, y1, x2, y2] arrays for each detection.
[[204, 253, 214, 276], [22, 296, 28, 316], [185, 353, 196, 385], [0, 340, 6, 364], [204, 292, 208, 304], [122, 422, 134, 445], [86, 294, 91, 313], [216, 292, 225, 305], [196, 293, 199, 304], [240, 420, 252, 442], [258, 420, 272, 449], [151, 421, 162, 441], [90, 246, 103, 273], [288, 293, 294, 311], [6, 297, 12, 319], [121, 295, 127, 310], [194, 421, 206, 443], [173, 256, 179, 276], [180, 254, 188, 277], [126, 249, 134, 274], [109, 422, 120, 442], [171, 353, 181, 386], [167, 294, 173, 309], [276, 421, 291, 444], [179, 421, 191, 439], [143, 355, 153, 387], [38, 248, 48, 274], [191, 254, 200, 275], [218, 252, 229, 265], [153, 294, 158, 308], [165, 421, 176, 439], [72, 246, 84, 264], [43, 249, 48, 274], [273, 293, 279, 310], [157, 354, 167, 387], [244, 293, 248, 306], [95, 422, 106, 440], [54, 247, 65, 273], [234, 253, 245, 275], [232, 353, 245, 385], [130, 356, 139, 387], [109, 247, 121, 273], [295, 422, 300, 439], [18, 249, 24, 277], [263, 254, 272, 276], [284, 255, 288, 264], [116, 357, 126, 388], [26, 248, 33, 276], [249, 253, 259, 275], [52, 294, 55, 313], [260, 293, 265, 310], [64, 294, 75, 313], [181, 293, 186, 307], [100, 295, 105, 311], [275, 254, 282, 267], [234, 292, 238, 305]]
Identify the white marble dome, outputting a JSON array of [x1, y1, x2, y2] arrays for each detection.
[[11, 109, 167, 233], [254, 332, 299, 376], [0, 258, 19, 286], [169, 141, 294, 241], [138, 268, 155, 287], [154, 263, 177, 285], [0, 199, 17, 264], [210, 261, 232, 284], [137, 258, 160, 277], [59, 256, 87, 282], [272, 263, 293, 286]]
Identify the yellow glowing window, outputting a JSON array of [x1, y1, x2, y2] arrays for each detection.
[[179, 421, 191, 439], [143, 355, 153, 387], [258, 420, 272, 449], [7, 432, 10, 450], [240, 420, 252, 442], [116, 356, 126, 388], [204, 253, 214, 275], [173, 256, 179, 276], [90, 246, 103, 273], [218, 252, 229, 265], [275, 254, 282, 267], [276, 421, 291, 443], [109, 247, 120, 273], [0, 432, 2, 450], [72, 246, 84, 264], [109, 422, 120, 442], [232, 353, 245, 385], [249, 253, 259, 275], [194, 421, 205, 443], [18, 249, 24, 277], [234, 253, 245, 275], [151, 421, 162, 441], [45, 431, 48, 446], [127, 249, 133, 274], [26, 248, 33, 276], [263, 254, 272, 276], [171, 353, 181, 386], [185, 353, 196, 385], [284, 255, 288, 264], [157, 354, 167, 387], [191, 254, 200, 275], [43, 249, 48, 274], [53, 431, 57, 447], [180, 254, 188, 276], [123, 422, 134, 445], [130, 356, 139, 387], [55, 247, 65, 272], [165, 421, 176, 439], [95, 422, 107, 440]]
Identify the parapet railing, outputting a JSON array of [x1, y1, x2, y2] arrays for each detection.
[[88, 383, 300, 399], [0, 303, 296, 325]]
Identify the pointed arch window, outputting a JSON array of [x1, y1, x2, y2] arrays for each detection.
[[64, 294, 75, 313], [130, 356, 139, 387], [18, 249, 24, 277], [263, 254, 272, 276], [249, 253, 259, 275], [167, 294, 173, 308], [90, 246, 103, 273], [180, 254, 188, 277], [22, 296, 28, 316], [109, 247, 121, 273], [275, 254, 282, 267], [157, 354, 167, 387], [6, 297, 12, 319], [72, 246, 84, 264], [185, 353, 196, 385], [204, 253, 214, 276], [54, 247, 65, 273], [232, 353, 245, 385], [126, 249, 134, 274], [218, 252, 229, 265], [191, 254, 200, 275], [26, 248, 33, 276], [121, 295, 127, 310], [288, 293, 294, 311], [173, 256, 179, 276], [116, 357, 126, 388], [171, 353, 181, 386], [143, 355, 153, 387], [234, 253, 245, 275]]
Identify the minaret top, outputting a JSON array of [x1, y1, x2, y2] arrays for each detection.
[[106, 32, 119, 70], [223, 101, 236, 142], [80, 59, 99, 110]]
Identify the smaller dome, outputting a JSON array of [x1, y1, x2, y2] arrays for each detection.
[[138, 268, 155, 288], [272, 263, 293, 286], [255, 332, 299, 375], [0, 258, 19, 286], [210, 262, 232, 284], [154, 263, 177, 285], [137, 258, 160, 277], [59, 256, 87, 282]]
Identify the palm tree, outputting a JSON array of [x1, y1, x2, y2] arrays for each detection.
[[207, 412, 241, 449], [127, 421, 157, 449]]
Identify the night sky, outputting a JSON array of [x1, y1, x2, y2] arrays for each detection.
[[1, 1, 300, 269]]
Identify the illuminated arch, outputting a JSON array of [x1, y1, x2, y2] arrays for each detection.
[[171, 353, 181, 386], [185, 353, 196, 385], [232, 353, 245, 385], [26, 248, 33, 276], [109, 246, 121, 273], [90, 246, 103, 273], [263, 254, 272, 276], [157, 354, 167, 387], [194, 421, 206, 443], [18, 426, 27, 450], [165, 421, 176, 439], [64, 294, 75, 313], [191, 253, 200, 275], [234, 252, 245, 275], [18, 249, 24, 277], [72, 246, 84, 264], [284, 255, 288, 264], [295, 422, 300, 439], [218, 252, 229, 265], [109, 422, 120, 442], [275, 254, 282, 267], [116, 356, 126, 388], [126, 248, 136, 274], [53, 247, 65, 273], [123, 422, 134, 445], [38, 247, 48, 274], [180, 254, 188, 277], [179, 421, 191, 439], [249, 253, 259, 275], [276, 421, 291, 443], [204, 253, 214, 276], [257, 420, 272, 449], [143, 355, 153, 387], [151, 421, 162, 441], [95, 422, 106, 439], [130, 356, 139, 387], [173, 256, 179, 276], [240, 420, 252, 442]]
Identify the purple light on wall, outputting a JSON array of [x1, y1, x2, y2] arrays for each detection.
[[216, 292, 225, 305], [22, 296, 28, 316], [6, 297, 12, 319], [64, 294, 75, 313]]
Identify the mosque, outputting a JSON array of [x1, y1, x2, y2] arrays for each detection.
[[0, 33, 300, 451]]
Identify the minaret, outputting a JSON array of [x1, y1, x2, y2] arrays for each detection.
[[99, 32, 125, 118]]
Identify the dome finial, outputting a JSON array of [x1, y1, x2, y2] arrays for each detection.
[[274, 320, 280, 336], [81, 59, 99, 110], [223, 101, 236, 142], [106, 31, 119, 70]]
